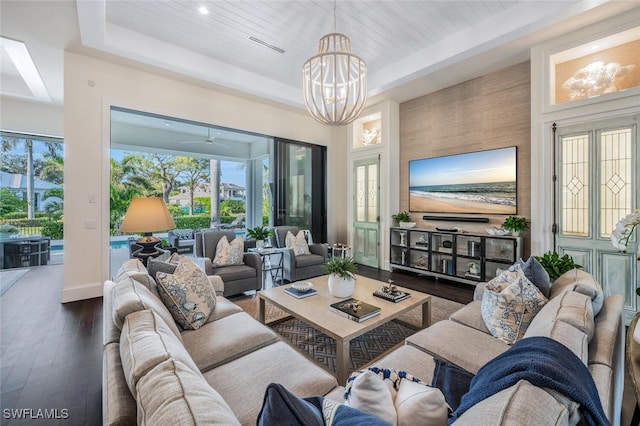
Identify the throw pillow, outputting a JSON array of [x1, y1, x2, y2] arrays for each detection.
[[481, 264, 548, 345], [286, 231, 311, 256], [212, 235, 245, 267], [515, 256, 552, 298], [395, 379, 449, 426], [155, 257, 217, 330], [345, 370, 397, 425]]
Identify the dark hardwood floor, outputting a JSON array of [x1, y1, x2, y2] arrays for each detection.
[[0, 263, 634, 425]]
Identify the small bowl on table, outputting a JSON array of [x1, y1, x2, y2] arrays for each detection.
[[291, 281, 314, 293]]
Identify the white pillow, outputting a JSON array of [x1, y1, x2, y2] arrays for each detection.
[[345, 370, 397, 425], [285, 231, 311, 256], [395, 379, 449, 426], [212, 236, 244, 267]]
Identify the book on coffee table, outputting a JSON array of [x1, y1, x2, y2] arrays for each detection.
[[284, 287, 318, 299], [330, 298, 381, 322]]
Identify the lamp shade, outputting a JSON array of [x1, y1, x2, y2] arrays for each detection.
[[119, 197, 176, 233]]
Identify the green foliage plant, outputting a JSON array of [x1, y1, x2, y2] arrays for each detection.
[[322, 257, 358, 280], [40, 221, 63, 239], [502, 216, 530, 232], [394, 211, 411, 223], [0, 224, 20, 234], [534, 251, 582, 281], [172, 214, 210, 230], [246, 226, 274, 241]]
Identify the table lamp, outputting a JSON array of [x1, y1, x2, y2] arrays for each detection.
[[119, 197, 176, 254]]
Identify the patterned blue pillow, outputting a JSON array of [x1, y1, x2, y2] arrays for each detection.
[[481, 264, 548, 345]]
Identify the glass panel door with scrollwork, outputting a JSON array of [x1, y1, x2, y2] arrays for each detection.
[[556, 116, 639, 324], [353, 157, 380, 267]]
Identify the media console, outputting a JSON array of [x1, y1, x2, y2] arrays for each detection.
[[389, 227, 521, 286]]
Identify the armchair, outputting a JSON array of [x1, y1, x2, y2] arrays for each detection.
[[273, 226, 328, 283], [194, 230, 262, 297], [167, 228, 196, 253]]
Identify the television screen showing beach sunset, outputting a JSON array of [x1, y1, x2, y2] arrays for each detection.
[[409, 147, 517, 214]]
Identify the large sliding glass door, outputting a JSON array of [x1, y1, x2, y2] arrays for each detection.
[[273, 138, 327, 243]]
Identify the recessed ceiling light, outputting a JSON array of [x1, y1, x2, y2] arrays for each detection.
[[0, 36, 51, 102], [198, 6, 209, 15]]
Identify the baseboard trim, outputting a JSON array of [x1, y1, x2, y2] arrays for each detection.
[[61, 281, 103, 303]]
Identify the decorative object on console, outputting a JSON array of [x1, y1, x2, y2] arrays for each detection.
[[119, 197, 176, 256], [394, 211, 415, 228], [501, 216, 529, 236], [302, 3, 366, 126], [485, 227, 510, 236], [323, 256, 357, 298], [360, 127, 380, 146], [468, 262, 479, 276]]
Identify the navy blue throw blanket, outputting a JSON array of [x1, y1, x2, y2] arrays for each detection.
[[449, 336, 610, 426]]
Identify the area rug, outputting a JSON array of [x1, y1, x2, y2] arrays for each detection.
[[231, 293, 464, 374]]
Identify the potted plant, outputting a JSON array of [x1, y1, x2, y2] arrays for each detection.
[[502, 216, 529, 236], [533, 251, 582, 281], [322, 257, 358, 298], [0, 224, 20, 237], [393, 211, 415, 228], [246, 226, 274, 249]]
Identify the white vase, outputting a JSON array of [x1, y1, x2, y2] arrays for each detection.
[[256, 239, 264, 249], [328, 274, 355, 298]]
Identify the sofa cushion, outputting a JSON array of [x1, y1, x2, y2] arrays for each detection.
[[481, 265, 548, 345], [452, 380, 572, 426], [448, 301, 489, 334], [588, 294, 623, 368], [523, 318, 589, 363], [294, 253, 324, 268], [207, 296, 243, 322], [551, 268, 604, 315], [103, 343, 136, 426], [136, 358, 239, 426], [286, 230, 311, 256], [115, 259, 158, 296], [113, 276, 182, 340], [406, 320, 509, 375], [120, 310, 201, 396], [212, 264, 257, 282], [103, 281, 121, 346], [181, 312, 278, 372], [589, 363, 614, 423], [203, 341, 338, 425], [525, 289, 594, 343], [516, 256, 552, 298], [156, 257, 217, 330], [212, 235, 245, 266]]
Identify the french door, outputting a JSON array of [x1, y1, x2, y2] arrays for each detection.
[[273, 138, 327, 243], [353, 156, 380, 267], [555, 115, 639, 323]]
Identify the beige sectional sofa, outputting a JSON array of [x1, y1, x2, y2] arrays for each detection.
[[102, 259, 339, 425], [103, 259, 624, 425]]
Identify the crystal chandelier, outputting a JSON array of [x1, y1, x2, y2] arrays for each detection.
[[302, 13, 367, 126]]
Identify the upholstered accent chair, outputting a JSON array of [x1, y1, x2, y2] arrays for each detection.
[[273, 226, 328, 283], [194, 230, 262, 297], [168, 228, 196, 253]]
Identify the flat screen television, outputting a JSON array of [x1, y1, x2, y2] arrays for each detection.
[[409, 147, 517, 214]]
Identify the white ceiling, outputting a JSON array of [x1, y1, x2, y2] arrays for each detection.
[[1, 0, 639, 147]]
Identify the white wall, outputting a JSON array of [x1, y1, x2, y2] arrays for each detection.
[[0, 98, 63, 137], [62, 51, 346, 302]]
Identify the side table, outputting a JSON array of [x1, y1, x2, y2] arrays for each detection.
[[329, 243, 351, 259], [249, 247, 285, 287]]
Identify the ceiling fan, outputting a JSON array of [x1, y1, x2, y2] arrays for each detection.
[[179, 128, 227, 148]]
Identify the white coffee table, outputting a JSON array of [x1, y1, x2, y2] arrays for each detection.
[[257, 274, 431, 384]]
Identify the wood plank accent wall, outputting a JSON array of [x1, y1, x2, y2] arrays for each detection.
[[399, 61, 531, 249]]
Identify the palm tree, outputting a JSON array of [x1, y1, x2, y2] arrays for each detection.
[[1, 136, 34, 219]]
